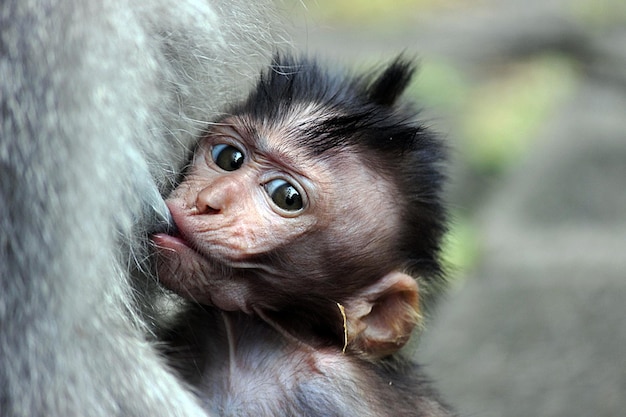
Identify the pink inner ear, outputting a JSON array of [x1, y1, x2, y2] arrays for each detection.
[[346, 272, 421, 358], [363, 287, 420, 342]]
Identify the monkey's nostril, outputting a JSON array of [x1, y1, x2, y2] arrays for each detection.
[[194, 203, 220, 215]]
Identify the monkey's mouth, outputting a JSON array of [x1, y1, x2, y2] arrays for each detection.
[[151, 200, 223, 266], [151, 214, 209, 262], [151, 208, 195, 251], [150, 204, 184, 247]]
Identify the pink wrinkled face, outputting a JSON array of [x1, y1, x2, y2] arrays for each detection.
[[152, 113, 400, 312]]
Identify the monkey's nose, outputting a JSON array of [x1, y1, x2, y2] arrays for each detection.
[[195, 182, 234, 215], [194, 191, 221, 215]]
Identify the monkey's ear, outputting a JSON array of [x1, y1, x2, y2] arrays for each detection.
[[343, 271, 420, 359], [367, 58, 416, 106]]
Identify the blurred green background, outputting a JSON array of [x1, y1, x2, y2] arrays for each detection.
[[283, 1, 626, 416]]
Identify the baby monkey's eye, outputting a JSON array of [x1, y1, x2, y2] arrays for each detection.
[[264, 179, 304, 212], [211, 143, 244, 171]]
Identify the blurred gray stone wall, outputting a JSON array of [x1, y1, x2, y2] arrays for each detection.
[[293, 1, 626, 415]]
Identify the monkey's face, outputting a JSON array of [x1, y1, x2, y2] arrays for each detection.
[[152, 116, 400, 311]]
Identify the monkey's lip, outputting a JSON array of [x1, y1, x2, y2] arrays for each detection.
[[151, 218, 205, 260], [151, 232, 194, 254], [151, 200, 194, 252], [151, 205, 188, 251]]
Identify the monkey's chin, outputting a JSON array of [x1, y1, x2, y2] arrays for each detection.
[[151, 233, 249, 311], [151, 232, 200, 285]]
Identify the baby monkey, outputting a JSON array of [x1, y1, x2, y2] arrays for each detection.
[[153, 55, 454, 417]]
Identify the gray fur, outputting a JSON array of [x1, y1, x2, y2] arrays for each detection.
[[0, 0, 278, 415]]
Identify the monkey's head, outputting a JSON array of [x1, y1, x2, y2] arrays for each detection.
[[153, 54, 447, 359]]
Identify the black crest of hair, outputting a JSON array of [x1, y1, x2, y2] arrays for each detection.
[[232, 53, 449, 309]]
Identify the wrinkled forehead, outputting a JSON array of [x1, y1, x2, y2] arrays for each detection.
[[222, 108, 396, 189], [243, 110, 398, 214], [228, 102, 346, 153]]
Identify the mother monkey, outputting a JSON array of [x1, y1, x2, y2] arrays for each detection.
[[0, 1, 278, 415]]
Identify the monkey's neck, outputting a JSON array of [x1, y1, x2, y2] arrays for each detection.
[[204, 309, 331, 390], [253, 307, 319, 352], [219, 309, 317, 358], [165, 305, 348, 387]]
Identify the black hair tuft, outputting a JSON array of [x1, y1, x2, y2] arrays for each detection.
[[366, 56, 416, 107]]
